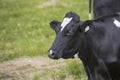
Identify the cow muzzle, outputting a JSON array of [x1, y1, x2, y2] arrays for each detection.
[[48, 50, 60, 59]]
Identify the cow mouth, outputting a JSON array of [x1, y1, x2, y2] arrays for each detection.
[[48, 48, 78, 60], [48, 56, 60, 60]]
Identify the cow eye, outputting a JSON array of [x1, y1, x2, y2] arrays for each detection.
[[64, 30, 74, 36]]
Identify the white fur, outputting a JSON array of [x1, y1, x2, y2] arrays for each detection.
[[61, 17, 73, 32], [74, 52, 79, 58], [113, 18, 120, 28]]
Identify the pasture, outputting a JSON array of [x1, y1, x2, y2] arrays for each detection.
[[0, 0, 88, 79]]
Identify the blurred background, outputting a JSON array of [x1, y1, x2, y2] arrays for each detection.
[[0, 0, 88, 80]]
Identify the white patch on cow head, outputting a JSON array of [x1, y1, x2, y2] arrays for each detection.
[[61, 17, 73, 32], [113, 18, 120, 28]]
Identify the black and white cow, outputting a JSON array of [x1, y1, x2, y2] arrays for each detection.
[[48, 12, 120, 80], [93, 0, 120, 18]]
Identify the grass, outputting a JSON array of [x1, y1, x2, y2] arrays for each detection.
[[0, 0, 88, 79], [32, 59, 87, 80], [0, 0, 88, 61]]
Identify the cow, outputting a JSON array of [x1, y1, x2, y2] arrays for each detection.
[[93, 0, 120, 18], [48, 12, 120, 80]]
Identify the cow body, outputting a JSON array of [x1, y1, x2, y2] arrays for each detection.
[[87, 14, 120, 80], [81, 13, 120, 80], [48, 12, 120, 80], [93, 0, 120, 18]]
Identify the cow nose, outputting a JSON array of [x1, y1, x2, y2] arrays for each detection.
[[48, 50, 57, 59]]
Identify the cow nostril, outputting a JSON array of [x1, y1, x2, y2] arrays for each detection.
[[48, 50, 56, 58], [51, 52, 55, 56]]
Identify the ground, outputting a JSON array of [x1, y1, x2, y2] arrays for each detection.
[[0, 57, 78, 80]]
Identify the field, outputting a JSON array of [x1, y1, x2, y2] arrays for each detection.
[[0, 0, 88, 80]]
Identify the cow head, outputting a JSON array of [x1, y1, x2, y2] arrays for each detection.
[[48, 12, 90, 59]]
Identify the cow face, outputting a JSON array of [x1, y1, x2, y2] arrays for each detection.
[[48, 12, 84, 59]]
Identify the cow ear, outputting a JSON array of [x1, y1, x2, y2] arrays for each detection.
[[79, 20, 93, 33], [50, 20, 60, 30]]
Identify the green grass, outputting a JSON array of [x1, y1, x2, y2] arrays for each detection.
[[0, 0, 88, 61], [32, 59, 87, 80], [66, 60, 87, 79], [0, 0, 88, 79]]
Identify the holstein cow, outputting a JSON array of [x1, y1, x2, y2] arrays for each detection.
[[93, 0, 120, 18], [48, 12, 120, 80]]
